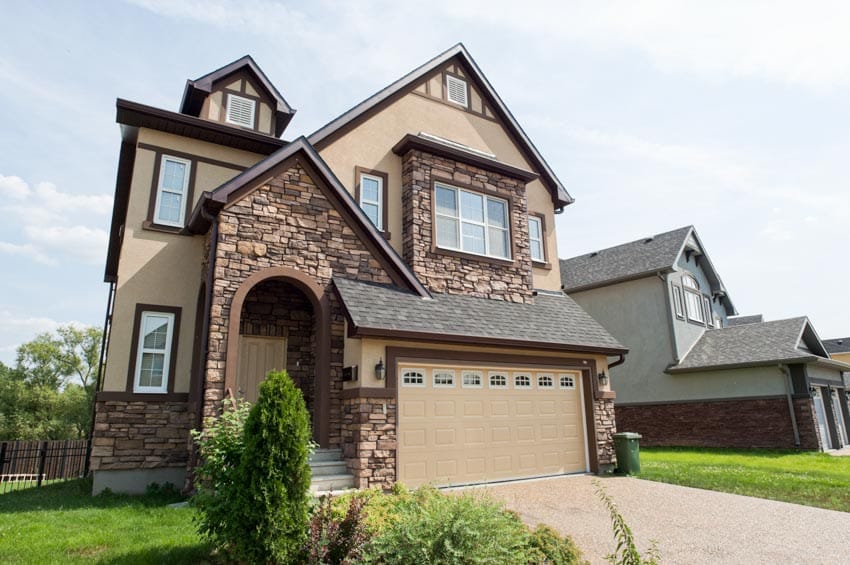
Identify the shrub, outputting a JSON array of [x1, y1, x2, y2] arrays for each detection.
[[191, 396, 252, 549], [528, 523, 586, 565], [306, 494, 371, 564]]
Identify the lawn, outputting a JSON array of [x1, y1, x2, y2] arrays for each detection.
[[0, 479, 210, 564], [640, 447, 850, 512]]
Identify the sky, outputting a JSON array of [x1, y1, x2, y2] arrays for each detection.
[[1, 1, 849, 363]]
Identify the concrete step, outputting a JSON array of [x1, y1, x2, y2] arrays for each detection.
[[309, 448, 343, 463], [310, 459, 349, 476], [310, 473, 356, 492]]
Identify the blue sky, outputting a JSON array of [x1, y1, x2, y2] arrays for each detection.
[[1, 1, 849, 363]]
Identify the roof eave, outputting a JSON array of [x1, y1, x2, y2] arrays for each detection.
[[666, 356, 817, 374], [562, 267, 675, 294]]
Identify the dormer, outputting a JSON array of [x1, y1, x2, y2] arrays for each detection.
[[179, 55, 295, 138]]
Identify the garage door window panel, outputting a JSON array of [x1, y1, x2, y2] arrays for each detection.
[[433, 369, 455, 388], [514, 373, 532, 389], [401, 368, 426, 387], [488, 372, 508, 389], [462, 370, 483, 389], [559, 375, 576, 389], [537, 374, 554, 389]]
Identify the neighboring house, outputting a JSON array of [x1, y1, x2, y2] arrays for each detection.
[[91, 45, 627, 494], [824, 337, 850, 365], [560, 226, 850, 451]]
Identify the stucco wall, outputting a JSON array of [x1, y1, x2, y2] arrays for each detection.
[[317, 90, 561, 291], [807, 364, 845, 384]]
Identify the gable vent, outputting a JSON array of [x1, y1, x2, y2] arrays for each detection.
[[226, 93, 256, 128], [446, 75, 468, 107]]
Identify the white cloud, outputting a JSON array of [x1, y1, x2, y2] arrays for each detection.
[[0, 174, 110, 266], [0, 310, 87, 365]]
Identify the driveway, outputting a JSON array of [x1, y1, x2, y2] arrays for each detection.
[[472, 475, 850, 564]]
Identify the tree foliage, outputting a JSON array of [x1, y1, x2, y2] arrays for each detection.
[[0, 325, 101, 440]]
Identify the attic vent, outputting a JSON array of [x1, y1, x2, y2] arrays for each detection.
[[643, 237, 654, 243], [226, 93, 256, 128], [446, 75, 468, 107], [589, 252, 599, 258]]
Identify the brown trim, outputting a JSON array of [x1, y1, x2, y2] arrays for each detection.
[[392, 134, 538, 182], [97, 391, 189, 402], [137, 143, 248, 172], [223, 267, 332, 447], [144, 148, 197, 232], [104, 140, 137, 282], [126, 303, 182, 394], [616, 394, 789, 407], [581, 371, 600, 473], [429, 176, 518, 266], [349, 325, 627, 356], [354, 166, 391, 239], [340, 387, 395, 399], [528, 212, 549, 267]]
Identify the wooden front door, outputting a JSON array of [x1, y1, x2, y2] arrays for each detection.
[[236, 336, 287, 402]]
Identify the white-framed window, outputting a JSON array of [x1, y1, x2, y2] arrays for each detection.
[[435, 182, 510, 259], [134, 311, 175, 393], [537, 374, 554, 389], [514, 373, 532, 389], [225, 93, 256, 128], [401, 368, 426, 387], [358, 172, 383, 230], [528, 216, 544, 262], [433, 369, 455, 388], [488, 372, 508, 389], [682, 274, 699, 290], [559, 374, 576, 389], [713, 313, 722, 329], [685, 290, 705, 323], [153, 155, 191, 227], [672, 285, 684, 319], [703, 296, 713, 326], [446, 75, 468, 107], [462, 370, 483, 388]]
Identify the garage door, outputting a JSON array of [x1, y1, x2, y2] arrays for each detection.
[[397, 363, 589, 488]]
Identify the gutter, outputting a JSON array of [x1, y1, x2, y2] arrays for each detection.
[[779, 364, 801, 447], [608, 354, 626, 369]]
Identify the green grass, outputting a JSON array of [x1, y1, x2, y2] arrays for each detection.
[[0, 478, 211, 564], [640, 447, 850, 512]]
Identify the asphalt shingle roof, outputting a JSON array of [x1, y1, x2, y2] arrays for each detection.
[[559, 226, 693, 292], [670, 317, 814, 372], [333, 277, 626, 353], [727, 315, 764, 327], [823, 338, 850, 354]]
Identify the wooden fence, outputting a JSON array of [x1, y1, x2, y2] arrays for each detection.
[[0, 440, 90, 493]]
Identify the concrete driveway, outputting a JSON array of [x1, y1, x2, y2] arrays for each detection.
[[472, 475, 850, 564]]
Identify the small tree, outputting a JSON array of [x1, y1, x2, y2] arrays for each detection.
[[229, 370, 313, 562]]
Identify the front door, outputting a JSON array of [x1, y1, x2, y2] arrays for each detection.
[[236, 336, 287, 402], [831, 391, 848, 447], [812, 388, 833, 450]]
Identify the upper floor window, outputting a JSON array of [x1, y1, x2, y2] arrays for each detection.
[[225, 93, 256, 128], [528, 215, 544, 262], [435, 182, 510, 260], [358, 172, 384, 230], [134, 310, 176, 393], [682, 274, 705, 324], [446, 75, 468, 107], [682, 275, 699, 290], [672, 285, 684, 319], [703, 296, 713, 326], [713, 313, 722, 329], [154, 155, 191, 227]]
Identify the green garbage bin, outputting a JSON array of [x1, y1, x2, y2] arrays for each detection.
[[613, 432, 642, 475]]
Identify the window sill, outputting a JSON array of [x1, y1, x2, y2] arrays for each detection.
[[97, 391, 188, 402], [142, 220, 188, 235], [532, 260, 552, 270], [431, 246, 515, 267]]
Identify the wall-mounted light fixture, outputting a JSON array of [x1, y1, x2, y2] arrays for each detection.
[[375, 358, 386, 381], [809, 385, 818, 394], [598, 371, 609, 388]]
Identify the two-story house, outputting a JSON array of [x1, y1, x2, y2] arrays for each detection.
[[560, 226, 850, 452], [91, 45, 627, 494]]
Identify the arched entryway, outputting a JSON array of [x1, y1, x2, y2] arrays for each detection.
[[223, 268, 331, 446]]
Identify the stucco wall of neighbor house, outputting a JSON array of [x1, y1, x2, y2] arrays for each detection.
[[316, 87, 562, 292], [101, 128, 262, 394], [807, 364, 845, 385], [570, 277, 675, 403]]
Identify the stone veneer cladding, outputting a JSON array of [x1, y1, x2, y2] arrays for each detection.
[[203, 161, 394, 451], [594, 398, 617, 467], [400, 148, 534, 303], [615, 396, 822, 450], [341, 396, 398, 489]]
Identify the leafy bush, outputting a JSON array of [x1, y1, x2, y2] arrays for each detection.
[[528, 523, 586, 565], [593, 480, 659, 565], [191, 396, 251, 549], [306, 494, 370, 564]]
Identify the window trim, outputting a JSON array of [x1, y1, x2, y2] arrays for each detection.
[[126, 304, 181, 395], [354, 166, 390, 238], [432, 180, 513, 261], [488, 372, 509, 389], [225, 92, 257, 129], [684, 288, 705, 324], [433, 368, 456, 388], [400, 367, 427, 388], [152, 154, 192, 228], [445, 73, 469, 108], [537, 373, 555, 389], [528, 214, 548, 265], [672, 284, 685, 320], [513, 372, 532, 389], [559, 374, 576, 390], [461, 370, 483, 389], [703, 295, 713, 328]]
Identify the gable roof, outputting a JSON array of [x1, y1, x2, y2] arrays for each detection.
[[560, 225, 736, 314], [824, 338, 850, 354], [186, 136, 430, 298], [668, 317, 849, 373], [333, 277, 626, 354], [180, 55, 295, 137], [307, 43, 572, 208]]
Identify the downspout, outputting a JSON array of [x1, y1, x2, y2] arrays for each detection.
[[85, 279, 116, 476], [780, 364, 801, 448], [608, 354, 625, 369]]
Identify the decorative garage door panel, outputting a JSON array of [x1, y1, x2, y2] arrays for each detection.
[[398, 365, 588, 488]]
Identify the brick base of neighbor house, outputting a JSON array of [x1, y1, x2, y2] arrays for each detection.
[[90, 400, 193, 493], [615, 395, 822, 450]]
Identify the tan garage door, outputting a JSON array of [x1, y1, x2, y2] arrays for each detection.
[[397, 363, 588, 488]]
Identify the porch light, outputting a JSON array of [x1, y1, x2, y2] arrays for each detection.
[[809, 386, 817, 394], [375, 358, 386, 381], [598, 371, 609, 387]]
